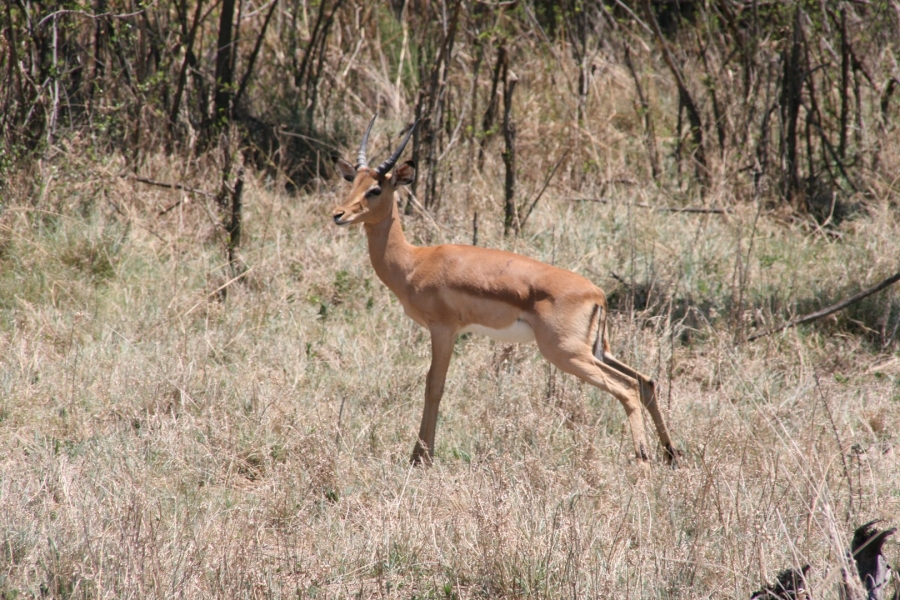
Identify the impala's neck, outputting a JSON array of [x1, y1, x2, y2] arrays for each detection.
[[363, 197, 415, 295]]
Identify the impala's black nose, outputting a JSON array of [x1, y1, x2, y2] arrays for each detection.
[[333, 211, 345, 224]]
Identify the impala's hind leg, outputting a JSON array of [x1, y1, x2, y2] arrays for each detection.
[[537, 334, 652, 462], [595, 328, 677, 464], [565, 354, 651, 462]]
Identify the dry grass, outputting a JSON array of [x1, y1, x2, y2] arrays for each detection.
[[3, 11, 900, 590], [1, 130, 898, 599]]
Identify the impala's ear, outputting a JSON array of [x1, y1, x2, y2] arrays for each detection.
[[393, 160, 416, 186], [333, 157, 357, 182]]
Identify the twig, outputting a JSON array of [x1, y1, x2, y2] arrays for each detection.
[[814, 372, 854, 522], [233, 0, 278, 110], [335, 395, 346, 450], [610, 271, 628, 286], [623, 43, 660, 179], [610, 0, 653, 36], [800, 97, 859, 193], [127, 174, 216, 199], [405, 192, 453, 236], [127, 174, 218, 217], [519, 149, 569, 230], [275, 128, 341, 153], [748, 271, 900, 342], [37, 5, 151, 27], [180, 267, 254, 319], [568, 198, 729, 214]]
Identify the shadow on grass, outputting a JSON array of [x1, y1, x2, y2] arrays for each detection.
[[606, 274, 900, 350]]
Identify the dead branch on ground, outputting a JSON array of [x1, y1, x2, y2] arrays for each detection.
[[748, 271, 900, 342]]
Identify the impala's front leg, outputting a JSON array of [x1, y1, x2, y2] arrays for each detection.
[[411, 326, 455, 465]]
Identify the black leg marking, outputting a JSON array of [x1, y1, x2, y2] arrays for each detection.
[[589, 304, 603, 359]]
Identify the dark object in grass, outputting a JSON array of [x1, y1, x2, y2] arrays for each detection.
[[750, 565, 810, 600], [847, 520, 896, 600]]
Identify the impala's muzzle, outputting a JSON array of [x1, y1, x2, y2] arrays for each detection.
[[333, 210, 348, 225]]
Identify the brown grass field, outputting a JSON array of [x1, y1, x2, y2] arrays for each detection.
[[2, 4, 900, 597]]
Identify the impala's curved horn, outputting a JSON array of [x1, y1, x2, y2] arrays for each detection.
[[375, 119, 419, 176], [356, 114, 377, 170]]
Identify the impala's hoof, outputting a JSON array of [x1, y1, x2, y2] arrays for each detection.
[[663, 444, 680, 468], [635, 459, 652, 478], [410, 446, 432, 467]]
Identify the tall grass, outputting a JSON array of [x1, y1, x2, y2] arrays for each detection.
[[2, 2, 900, 597], [1, 137, 898, 597]]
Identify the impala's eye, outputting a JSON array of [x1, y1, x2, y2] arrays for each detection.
[[366, 187, 382, 197]]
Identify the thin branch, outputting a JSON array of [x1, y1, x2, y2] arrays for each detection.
[[519, 149, 569, 230], [233, 0, 278, 110], [611, 0, 653, 36], [276, 128, 340, 151], [180, 267, 254, 319], [125, 175, 217, 216], [800, 95, 860, 193], [568, 198, 730, 214], [748, 271, 900, 342], [37, 5, 151, 27], [639, 0, 708, 188], [169, 0, 210, 129]]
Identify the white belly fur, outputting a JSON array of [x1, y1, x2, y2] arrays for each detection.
[[462, 320, 535, 344]]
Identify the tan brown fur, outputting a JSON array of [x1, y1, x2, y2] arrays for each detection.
[[333, 156, 676, 466]]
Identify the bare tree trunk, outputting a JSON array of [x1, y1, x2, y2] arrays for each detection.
[[169, 0, 205, 137], [623, 43, 660, 180], [291, 0, 343, 126], [639, 0, 708, 190], [234, 0, 279, 112], [780, 6, 804, 205], [478, 44, 506, 171], [502, 70, 518, 237], [414, 0, 463, 211], [228, 167, 244, 272], [838, 6, 850, 161], [212, 0, 237, 128], [2, 0, 23, 132]]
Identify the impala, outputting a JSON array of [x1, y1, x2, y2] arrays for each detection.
[[332, 116, 677, 467]]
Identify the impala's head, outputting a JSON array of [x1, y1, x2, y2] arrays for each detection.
[[332, 116, 417, 227]]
